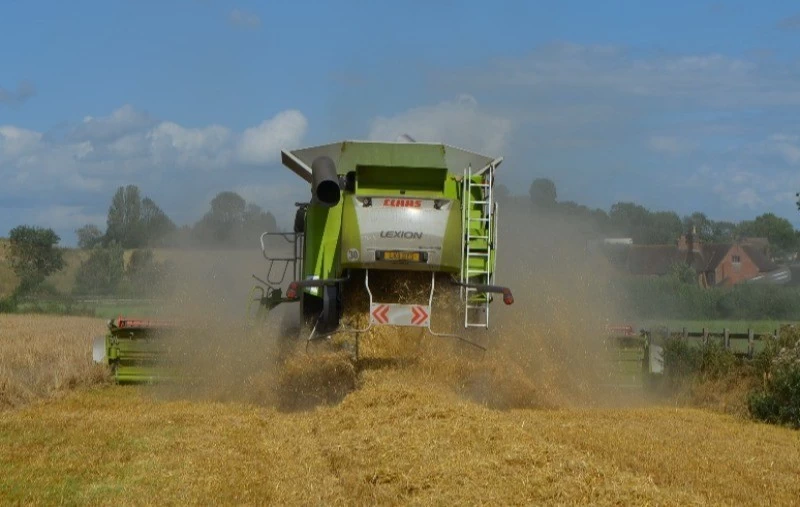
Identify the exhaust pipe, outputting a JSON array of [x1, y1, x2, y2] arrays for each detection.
[[311, 156, 341, 207]]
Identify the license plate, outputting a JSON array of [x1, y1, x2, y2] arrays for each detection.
[[379, 250, 424, 262]]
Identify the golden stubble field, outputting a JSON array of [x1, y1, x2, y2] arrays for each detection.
[[1, 313, 800, 506]]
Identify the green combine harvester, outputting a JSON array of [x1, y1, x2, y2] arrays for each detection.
[[93, 135, 516, 382]]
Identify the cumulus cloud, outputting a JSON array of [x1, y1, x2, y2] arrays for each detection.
[[229, 8, 261, 29], [368, 94, 512, 155], [0, 126, 42, 160], [0, 81, 36, 106], [0, 104, 309, 242], [237, 110, 308, 164]]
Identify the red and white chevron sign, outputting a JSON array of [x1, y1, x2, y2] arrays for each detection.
[[370, 303, 430, 327]]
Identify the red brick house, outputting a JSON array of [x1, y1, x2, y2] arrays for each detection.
[[608, 231, 784, 287]]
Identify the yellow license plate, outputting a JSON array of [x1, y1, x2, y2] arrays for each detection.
[[382, 251, 421, 262]]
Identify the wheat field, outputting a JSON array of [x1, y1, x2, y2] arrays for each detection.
[[1, 313, 800, 505]]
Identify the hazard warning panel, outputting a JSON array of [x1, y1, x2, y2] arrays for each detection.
[[370, 303, 431, 327]]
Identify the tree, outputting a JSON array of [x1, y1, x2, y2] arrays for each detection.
[[609, 202, 650, 241], [73, 242, 124, 296], [194, 191, 247, 245], [644, 211, 683, 245], [75, 224, 103, 249], [668, 261, 697, 285], [106, 185, 143, 248], [710, 220, 736, 243], [683, 212, 714, 242], [6, 225, 66, 293], [140, 197, 176, 246], [529, 178, 557, 209], [737, 213, 798, 255]]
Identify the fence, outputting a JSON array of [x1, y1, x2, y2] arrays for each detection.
[[643, 326, 784, 358]]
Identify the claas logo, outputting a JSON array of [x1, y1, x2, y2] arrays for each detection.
[[383, 198, 422, 208]]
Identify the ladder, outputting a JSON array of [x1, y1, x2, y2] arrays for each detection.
[[460, 162, 497, 328]]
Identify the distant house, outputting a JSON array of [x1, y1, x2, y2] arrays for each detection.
[[606, 231, 789, 287]]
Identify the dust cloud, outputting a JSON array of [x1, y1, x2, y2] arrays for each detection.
[[134, 200, 644, 412]]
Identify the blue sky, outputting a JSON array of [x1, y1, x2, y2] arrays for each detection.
[[2, 0, 800, 245]]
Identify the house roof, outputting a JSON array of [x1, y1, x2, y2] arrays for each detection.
[[610, 240, 779, 277], [702, 244, 732, 271], [742, 245, 778, 272], [624, 246, 705, 276]]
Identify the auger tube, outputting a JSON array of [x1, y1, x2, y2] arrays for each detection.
[[311, 156, 341, 206]]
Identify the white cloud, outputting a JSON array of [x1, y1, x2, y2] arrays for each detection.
[[368, 94, 512, 155], [147, 121, 234, 170], [0, 105, 310, 242], [0, 126, 42, 160], [229, 8, 261, 29], [237, 110, 308, 164], [70, 104, 154, 142]]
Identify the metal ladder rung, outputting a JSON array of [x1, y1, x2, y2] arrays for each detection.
[[461, 164, 496, 330]]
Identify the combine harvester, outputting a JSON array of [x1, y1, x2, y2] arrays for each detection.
[[94, 135, 515, 381]]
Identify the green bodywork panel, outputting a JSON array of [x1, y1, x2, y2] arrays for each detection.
[[303, 199, 344, 295]]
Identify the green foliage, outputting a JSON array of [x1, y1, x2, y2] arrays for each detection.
[[620, 276, 800, 321], [105, 185, 176, 248], [73, 243, 125, 296], [736, 213, 798, 256], [140, 197, 177, 246], [0, 294, 19, 313], [6, 225, 66, 294], [668, 261, 697, 285], [106, 185, 143, 248], [662, 338, 737, 387], [75, 224, 103, 249], [608, 202, 683, 244], [747, 325, 800, 428]]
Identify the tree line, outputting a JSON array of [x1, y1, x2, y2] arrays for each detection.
[[75, 185, 278, 250], [2, 185, 280, 302], [2, 178, 798, 305], [518, 178, 800, 258]]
